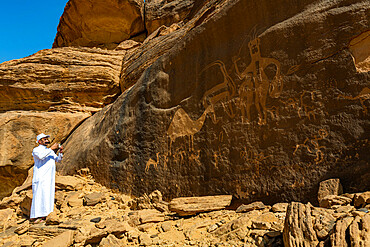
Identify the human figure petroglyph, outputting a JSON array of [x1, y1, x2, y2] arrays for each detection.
[[337, 87, 370, 114], [145, 152, 160, 172], [167, 105, 214, 153], [200, 60, 236, 124], [293, 129, 328, 164], [233, 37, 283, 125]]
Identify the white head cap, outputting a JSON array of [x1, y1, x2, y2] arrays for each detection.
[[36, 133, 50, 143]]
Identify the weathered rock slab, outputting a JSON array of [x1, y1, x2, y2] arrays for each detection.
[[42, 230, 75, 247], [169, 195, 232, 216], [84, 192, 105, 206], [354, 191, 370, 208], [236, 201, 266, 213], [55, 176, 84, 191], [318, 178, 343, 203], [319, 195, 352, 208]]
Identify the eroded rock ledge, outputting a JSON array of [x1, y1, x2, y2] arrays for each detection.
[[0, 47, 125, 113], [53, 0, 145, 49]]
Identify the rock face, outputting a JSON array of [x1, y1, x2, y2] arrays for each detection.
[[53, 0, 145, 49], [0, 47, 124, 113], [60, 0, 370, 203], [144, 0, 196, 35], [0, 111, 89, 199]]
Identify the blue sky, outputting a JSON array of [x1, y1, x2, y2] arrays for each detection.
[[0, 0, 69, 64]]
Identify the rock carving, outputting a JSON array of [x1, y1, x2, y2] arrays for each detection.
[[233, 37, 283, 125], [293, 129, 328, 164], [167, 106, 214, 152], [200, 60, 236, 124], [338, 87, 370, 114], [145, 152, 160, 172]]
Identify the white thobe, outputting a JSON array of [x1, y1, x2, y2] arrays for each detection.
[[30, 145, 63, 219]]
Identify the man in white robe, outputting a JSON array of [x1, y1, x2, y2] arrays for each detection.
[[30, 133, 63, 221]]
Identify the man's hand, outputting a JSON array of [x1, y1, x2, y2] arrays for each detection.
[[59, 145, 64, 153], [50, 143, 59, 151]]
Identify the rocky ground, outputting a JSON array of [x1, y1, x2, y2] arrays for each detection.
[[0, 170, 368, 247]]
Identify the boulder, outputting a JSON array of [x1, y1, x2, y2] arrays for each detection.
[[19, 190, 32, 217], [139, 233, 152, 246], [84, 192, 105, 206], [42, 230, 75, 247], [169, 195, 232, 216], [283, 202, 319, 247], [330, 216, 354, 246], [0, 193, 23, 210], [85, 227, 109, 244], [311, 207, 336, 240], [18, 236, 36, 246], [45, 209, 61, 225], [0, 208, 15, 229], [272, 203, 288, 212], [53, 0, 145, 49], [319, 195, 352, 208], [236, 201, 266, 213], [66, 191, 83, 207], [99, 234, 122, 247], [137, 209, 165, 224], [0, 111, 89, 199], [318, 178, 343, 204], [14, 221, 30, 235], [353, 191, 370, 208], [60, 0, 370, 203], [55, 176, 84, 191], [28, 224, 66, 239], [114, 40, 141, 51], [348, 214, 370, 246]]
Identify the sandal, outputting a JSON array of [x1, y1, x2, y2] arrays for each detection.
[[33, 218, 45, 224]]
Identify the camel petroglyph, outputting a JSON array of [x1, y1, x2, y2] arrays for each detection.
[[167, 105, 214, 153], [145, 152, 160, 172]]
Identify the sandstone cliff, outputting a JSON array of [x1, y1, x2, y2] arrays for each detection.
[[59, 0, 370, 205], [0, 0, 369, 206]]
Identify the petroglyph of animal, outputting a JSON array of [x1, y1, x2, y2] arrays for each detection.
[[233, 37, 283, 125], [240, 147, 270, 165], [167, 105, 214, 152], [281, 90, 322, 120], [145, 152, 160, 172], [200, 60, 236, 123], [293, 129, 328, 164], [338, 87, 370, 114]]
